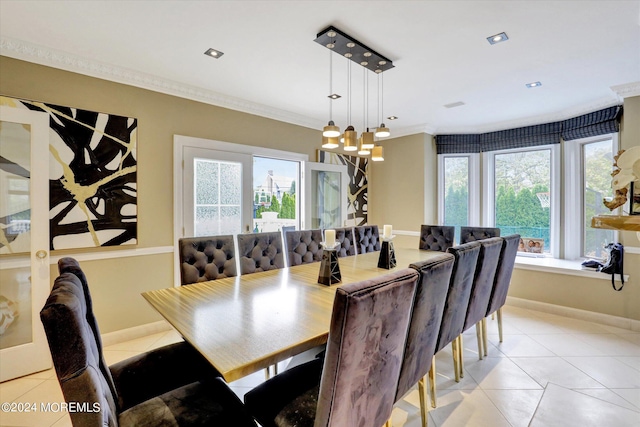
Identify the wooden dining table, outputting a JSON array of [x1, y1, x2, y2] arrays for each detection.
[[142, 246, 440, 382]]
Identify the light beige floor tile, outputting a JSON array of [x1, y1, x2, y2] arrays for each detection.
[[565, 356, 640, 388], [391, 388, 435, 427], [528, 333, 606, 356], [488, 334, 556, 357], [0, 378, 45, 403], [50, 413, 72, 427], [0, 380, 67, 427], [147, 330, 183, 349], [21, 368, 57, 381], [433, 349, 480, 391], [103, 332, 167, 352], [484, 389, 544, 427], [616, 356, 640, 372], [574, 388, 640, 411], [611, 388, 640, 410], [429, 388, 511, 427], [617, 333, 640, 346], [465, 356, 542, 390], [530, 383, 640, 427], [573, 333, 640, 356], [511, 357, 604, 388], [102, 349, 140, 365], [508, 317, 566, 334], [545, 317, 613, 334]]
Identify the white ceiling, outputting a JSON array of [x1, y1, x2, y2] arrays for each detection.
[[1, 1, 639, 136]]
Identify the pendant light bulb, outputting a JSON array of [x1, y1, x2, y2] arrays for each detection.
[[344, 125, 358, 151], [375, 124, 390, 138], [323, 121, 340, 137], [322, 135, 339, 149], [372, 145, 384, 161]]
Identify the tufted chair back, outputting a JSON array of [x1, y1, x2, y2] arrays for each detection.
[[315, 268, 419, 427], [354, 225, 381, 254], [419, 225, 455, 252], [436, 241, 481, 353], [237, 232, 285, 275], [486, 234, 520, 316], [395, 253, 455, 402], [179, 235, 237, 285], [333, 227, 357, 257], [459, 226, 500, 244], [285, 229, 323, 266], [463, 237, 503, 332], [41, 272, 120, 427]]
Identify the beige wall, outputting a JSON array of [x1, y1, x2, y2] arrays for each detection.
[[368, 133, 438, 232], [1, 56, 320, 332]]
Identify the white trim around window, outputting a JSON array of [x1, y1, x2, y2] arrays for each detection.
[[482, 144, 561, 257]]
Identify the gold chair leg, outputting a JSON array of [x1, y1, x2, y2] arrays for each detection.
[[497, 307, 503, 343], [418, 376, 428, 427], [451, 338, 460, 382], [383, 420, 392, 427], [491, 312, 495, 320], [429, 356, 437, 408], [274, 362, 279, 375], [458, 335, 464, 378], [264, 367, 270, 380], [475, 322, 483, 360], [482, 317, 488, 356]]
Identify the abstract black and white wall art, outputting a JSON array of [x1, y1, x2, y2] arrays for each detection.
[[1, 96, 137, 250], [317, 150, 368, 226]]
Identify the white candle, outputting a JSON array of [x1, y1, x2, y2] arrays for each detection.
[[383, 224, 392, 239], [325, 229, 336, 247]]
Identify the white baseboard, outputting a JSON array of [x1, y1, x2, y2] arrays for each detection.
[[101, 320, 173, 347], [506, 296, 640, 332]]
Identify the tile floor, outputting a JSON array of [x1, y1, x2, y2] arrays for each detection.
[[1, 305, 639, 426]]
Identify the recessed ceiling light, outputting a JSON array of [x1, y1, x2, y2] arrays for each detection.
[[204, 48, 224, 59], [387, 116, 398, 120], [526, 81, 542, 88], [328, 94, 341, 99], [487, 32, 509, 45]]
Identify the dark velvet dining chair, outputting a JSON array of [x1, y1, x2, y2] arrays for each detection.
[[237, 231, 285, 275], [354, 224, 381, 253], [455, 237, 503, 379], [178, 235, 237, 285], [285, 229, 324, 266], [394, 253, 455, 427], [419, 225, 455, 252], [43, 257, 257, 427], [459, 226, 500, 244], [244, 268, 420, 427], [483, 234, 521, 353], [333, 227, 357, 257], [428, 241, 481, 408]]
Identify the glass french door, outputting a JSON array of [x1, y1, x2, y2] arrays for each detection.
[[304, 162, 348, 230], [0, 105, 51, 382], [183, 147, 253, 237]]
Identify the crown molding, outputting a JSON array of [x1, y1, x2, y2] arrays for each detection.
[[0, 36, 322, 131], [610, 81, 640, 99], [390, 123, 436, 138]]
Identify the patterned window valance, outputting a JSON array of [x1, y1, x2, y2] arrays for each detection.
[[479, 121, 562, 151], [561, 105, 622, 141], [435, 134, 481, 154], [435, 106, 622, 154]]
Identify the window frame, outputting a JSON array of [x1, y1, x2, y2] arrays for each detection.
[[563, 133, 619, 259], [437, 153, 480, 227], [482, 144, 561, 257]]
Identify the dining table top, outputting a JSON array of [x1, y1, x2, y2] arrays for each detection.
[[142, 246, 441, 382]]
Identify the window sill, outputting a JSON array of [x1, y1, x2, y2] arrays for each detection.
[[514, 255, 629, 283]]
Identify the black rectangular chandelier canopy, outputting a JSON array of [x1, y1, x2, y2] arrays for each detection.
[[314, 26, 394, 73]]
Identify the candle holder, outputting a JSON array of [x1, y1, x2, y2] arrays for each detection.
[[377, 236, 397, 269], [318, 242, 342, 286]]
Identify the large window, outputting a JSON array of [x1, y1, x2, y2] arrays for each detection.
[[494, 149, 552, 254], [439, 134, 618, 261], [583, 139, 615, 258]]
